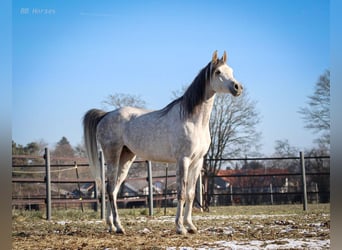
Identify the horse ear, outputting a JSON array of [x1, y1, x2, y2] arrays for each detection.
[[222, 51, 227, 63], [212, 50, 218, 64]]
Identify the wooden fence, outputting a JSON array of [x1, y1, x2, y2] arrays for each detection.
[[12, 149, 330, 219]]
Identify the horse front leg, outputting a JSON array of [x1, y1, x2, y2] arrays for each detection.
[[175, 157, 190, 235], [184, 159, 203, 234]]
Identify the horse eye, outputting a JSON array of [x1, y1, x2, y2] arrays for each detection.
[[216, 70, 221, 75]]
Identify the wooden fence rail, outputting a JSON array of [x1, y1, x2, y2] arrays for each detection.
[[12, 149, 330, 220]]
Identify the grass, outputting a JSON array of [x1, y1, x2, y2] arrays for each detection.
[[12, 203, 329, 221], [12, 204, 330, 249]]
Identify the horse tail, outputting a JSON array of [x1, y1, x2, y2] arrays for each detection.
[[83, 108, 107, 187]]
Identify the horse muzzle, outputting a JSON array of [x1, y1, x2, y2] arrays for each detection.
[[232, 82, 243, 96]]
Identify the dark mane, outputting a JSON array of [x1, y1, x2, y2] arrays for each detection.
[[159, 59, 224, 118]]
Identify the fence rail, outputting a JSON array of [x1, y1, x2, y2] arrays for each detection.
[[12, 149, 330, 219]]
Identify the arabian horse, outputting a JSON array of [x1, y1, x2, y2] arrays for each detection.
[[83, 51, 243, 234]]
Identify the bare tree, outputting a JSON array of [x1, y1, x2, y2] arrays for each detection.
[[273, 139, 299, 157], [206, 90, 261, 172], [268, 139, 300, 171], [102, 93, 146, 110], [203, 90, 261, 208], [299, 70, 330, 149]]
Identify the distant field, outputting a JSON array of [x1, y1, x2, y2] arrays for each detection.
[[12, 204, 330, 249]]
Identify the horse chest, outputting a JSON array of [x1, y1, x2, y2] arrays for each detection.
[[174, 125, 211, 157]]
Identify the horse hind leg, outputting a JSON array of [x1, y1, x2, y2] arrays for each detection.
[[106, 179, 116, 232], [104, 147, 121, 233], [107, 146, 136, 234]]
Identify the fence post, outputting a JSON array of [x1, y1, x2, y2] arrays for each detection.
[[99, 150, 106, 220], [94, 181, 98, 212], [300, 151, 308, 211], [315, 183, 319, 204], [270, 183, 273, 205], [164, 164, 168, 216], [44, 148, 51, 220], [74, 162, 84, 212], [147, 161, 153, 216]]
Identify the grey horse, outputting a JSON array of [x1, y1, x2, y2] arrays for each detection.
[[83, 50, 243, 234]]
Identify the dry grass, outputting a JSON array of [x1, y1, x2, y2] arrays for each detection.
[[12, 204, 330, 249]]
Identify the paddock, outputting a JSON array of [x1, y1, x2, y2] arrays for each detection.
[[12, 204, 330, 249]]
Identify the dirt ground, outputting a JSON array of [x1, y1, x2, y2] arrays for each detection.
[[12, 204, 330, 249]]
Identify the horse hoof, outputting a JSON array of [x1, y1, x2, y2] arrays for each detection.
[[116, 229, 125, 234], [176, 228, 187, 235], [187, 228, 197, 234]]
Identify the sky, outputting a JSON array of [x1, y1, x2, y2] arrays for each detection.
[[12, 0, 329, 156]]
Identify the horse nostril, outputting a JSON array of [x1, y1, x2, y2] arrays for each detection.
[[234, 83, 239, 90]]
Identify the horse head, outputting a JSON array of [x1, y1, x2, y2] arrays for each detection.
[[209, 50, 243, 96]]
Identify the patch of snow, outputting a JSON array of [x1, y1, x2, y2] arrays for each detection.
[[174, 238, 330, 250], [139, 227, 151, 234], [278, 226, 294, 234], [56, 220, 67, 225], [57, 219, 103, 225], [264, 238, 330, 250]]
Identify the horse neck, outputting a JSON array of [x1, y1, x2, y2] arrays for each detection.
[[190, 90, 216, 127]]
